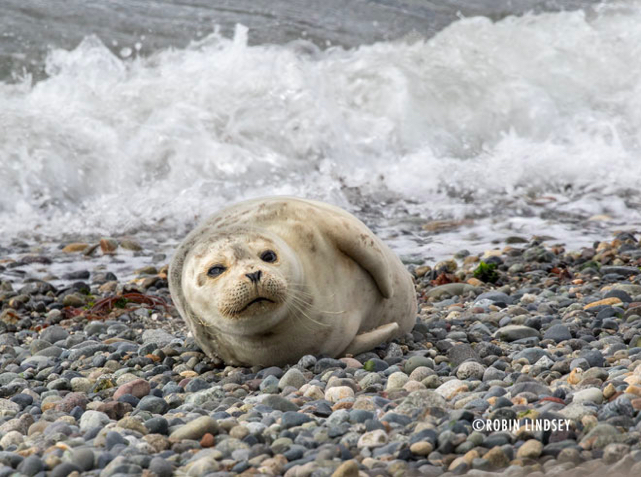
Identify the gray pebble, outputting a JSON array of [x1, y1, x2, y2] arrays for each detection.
[[40, 325, 69, 344], [149, 457, 173, 477], [50, 462, 82, 477], [137, 395, 169, 414], [17, 455, 43, 477]]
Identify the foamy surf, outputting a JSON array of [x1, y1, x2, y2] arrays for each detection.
[[1, 2, 640, 259]]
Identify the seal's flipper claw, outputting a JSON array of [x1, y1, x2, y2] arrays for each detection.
[[343, 323, 400, 357]]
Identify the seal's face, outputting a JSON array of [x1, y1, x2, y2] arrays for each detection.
[[182, 231, 301, 335]]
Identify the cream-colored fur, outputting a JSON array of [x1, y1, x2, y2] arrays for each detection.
[[169, 197, 417, 366]]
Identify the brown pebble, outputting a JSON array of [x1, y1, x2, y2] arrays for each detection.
[[229, 426, 249, 440], [99, 238, 118, 254], [143, 434, 171, 452], [97, 401, 133, 420], [584, 297, 622, 309], [631, 398, 641, 411], [28, 421, 49, 436], [62, 243, 89, 253], [331, 401, 353, 411], [608, 391, 623, 402], [409, 441, 433, 456], [200, 433, 215, 448], [331, 460, 359, 477], [625, 384, 641, 397], [16, 448, 38, 457], [603, 383, 617, 399], [54, 392, 88, 413], [290, 397, 305, 407], [145, 354, 161, 362], [568, 368, 583, 385]]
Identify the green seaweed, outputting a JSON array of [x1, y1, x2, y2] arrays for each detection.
[[579, 260, 601, 270], [473, 261, 499, 283]]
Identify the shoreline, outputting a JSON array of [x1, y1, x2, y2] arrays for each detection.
[[1, 231, 641, 476]]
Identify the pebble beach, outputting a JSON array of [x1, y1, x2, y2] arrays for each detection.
[[2, 2, 641, 476], [2, 231, 641, 476]]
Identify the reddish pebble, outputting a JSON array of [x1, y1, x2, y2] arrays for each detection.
[[54, 393, 88, 413], [538, 397, 565, 404], [200, 433, 215, 448], [113, 378, 151, 400], [96, 401, 132, 420], [244, 379, 262, 391], [339, 357, 363, 369], [608, 391, 623, 402]]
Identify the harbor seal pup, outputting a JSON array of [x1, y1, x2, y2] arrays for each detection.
[[169, 197, 417, 366]]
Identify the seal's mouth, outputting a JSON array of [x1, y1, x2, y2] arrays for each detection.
[[238, 297, 275, 313]]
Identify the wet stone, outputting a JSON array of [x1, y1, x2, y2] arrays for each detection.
[[169, 416, 219, 441], [149, 457, 173, 477], [364, 358, 389, 372], [281, 412, 313, 429], [279, 368, 307, 390], [495, 325, 541, 341], [145, 416, 169, 435], [16, 455, 43, 477], [137, 395, 169, 414], [314, 358, 346, 373], [262, 395, 300, 412], [50, 462, 82, 477], [40, 325, 69, 343], [70, 448, 95, 471], [543, 324, 572, 342]]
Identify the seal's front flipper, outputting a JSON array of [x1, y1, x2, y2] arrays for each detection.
[[343, 323, 400, 357], [323, 215, 393, 299]]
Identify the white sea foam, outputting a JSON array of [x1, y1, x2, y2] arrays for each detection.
[[1, 2, 640, 257]]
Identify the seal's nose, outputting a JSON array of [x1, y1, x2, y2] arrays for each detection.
[[245, 270, 262, 284]]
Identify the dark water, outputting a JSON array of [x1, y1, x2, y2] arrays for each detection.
[[0, 0, 599, 81]]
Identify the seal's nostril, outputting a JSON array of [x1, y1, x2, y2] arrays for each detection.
[[245, 270, 262, 283]]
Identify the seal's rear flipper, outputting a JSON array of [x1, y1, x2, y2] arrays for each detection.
[[343, 323, 400, 357]]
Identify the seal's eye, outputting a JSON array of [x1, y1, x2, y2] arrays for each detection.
[[260, 250, 277, 263], [207, 265, 226, 277]]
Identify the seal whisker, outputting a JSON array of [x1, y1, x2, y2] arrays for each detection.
[[290, 294, 345, 320], [290, 297, 345, 316], [286, 298, 333, 328], [284, 301, 318, 333], [288, 290, 345, 315], [289, 283, 337, 299], [195, 316, 214, 328]]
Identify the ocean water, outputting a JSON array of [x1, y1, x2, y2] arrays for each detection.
[[1, 0, 639, 262]]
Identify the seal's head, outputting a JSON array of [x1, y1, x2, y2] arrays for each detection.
[[181, 229, 302, 335]]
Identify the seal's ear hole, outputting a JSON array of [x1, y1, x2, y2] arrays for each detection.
[[207, 265, 227, 277], [260, 250, 277, 263]]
